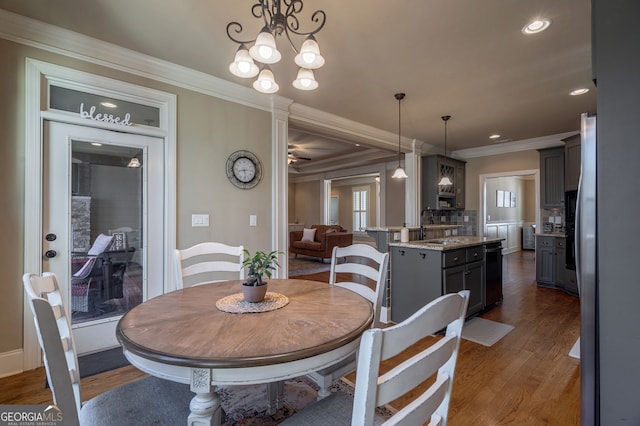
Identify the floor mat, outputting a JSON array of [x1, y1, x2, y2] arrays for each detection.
[[78, 347, 130, 378], [461, 317, 514, 347], [569, 337, 580, 359]]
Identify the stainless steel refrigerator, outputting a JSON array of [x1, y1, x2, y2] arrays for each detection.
[[577, 112, 597, 424]]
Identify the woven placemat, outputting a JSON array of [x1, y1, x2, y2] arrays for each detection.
[[216, 292, 289, 314]]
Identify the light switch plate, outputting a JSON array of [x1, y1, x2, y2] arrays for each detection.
[[192, 214, 209, 227], [250, 215, 257, 227]]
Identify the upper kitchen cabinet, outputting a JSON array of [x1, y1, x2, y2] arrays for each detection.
[[564, 134, 581, 191], [539, 148, 565, 208], [422, 155, 466, 210]]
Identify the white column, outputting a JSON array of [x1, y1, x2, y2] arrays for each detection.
[[271, 97, 293, 278], [404, 139, 424, 226]]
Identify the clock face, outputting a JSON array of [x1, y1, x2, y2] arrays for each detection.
[[226, 150, 262, 189], [233, 157, 256, 183]]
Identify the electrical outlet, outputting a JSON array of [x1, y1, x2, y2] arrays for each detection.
[[464, 215, 469, 222], [393, 232, 400, 241]]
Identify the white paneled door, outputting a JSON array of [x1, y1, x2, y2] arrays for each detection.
[[44, 121, 164, 355]]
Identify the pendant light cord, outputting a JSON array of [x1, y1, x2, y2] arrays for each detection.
[[395, 93, 406, 166]]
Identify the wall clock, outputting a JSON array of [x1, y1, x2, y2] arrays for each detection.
[[226, 150, 263, 189]]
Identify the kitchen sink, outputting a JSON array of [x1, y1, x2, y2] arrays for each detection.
[[427, 239, 464, 245]]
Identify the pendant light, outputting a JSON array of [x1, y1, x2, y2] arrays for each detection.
[[438, 115, 453, 186], [392, 93, 408, 179]]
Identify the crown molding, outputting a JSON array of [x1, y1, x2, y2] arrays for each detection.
[[453, 131, 578, 159], [289, 103, 421, 153], [0, 8, 275, 113]]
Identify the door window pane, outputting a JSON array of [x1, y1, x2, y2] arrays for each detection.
[[71, 141, 144, 325]]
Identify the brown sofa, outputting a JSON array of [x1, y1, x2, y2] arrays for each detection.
[[289, 225, 353, 262]]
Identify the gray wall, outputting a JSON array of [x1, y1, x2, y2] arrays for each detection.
[[593, 1, 640, 423]]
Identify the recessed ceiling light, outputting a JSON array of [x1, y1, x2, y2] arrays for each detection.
[[522, 19, 552, 35], [91, 142, 102, 146], [570, 88, 589, 96], [489, 134, 501, 140], [100, 102, 117, 108]]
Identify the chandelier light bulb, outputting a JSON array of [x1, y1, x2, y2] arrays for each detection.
[[250, 27, 281, 64], [293, 68, 319, 90], [229, 44, 259, 78], [294, 35, 325, 69], [226, 2, 327, 94], [253, 66, 279, 93]]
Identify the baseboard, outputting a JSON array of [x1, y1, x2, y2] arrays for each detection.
[[0, 349, 25, 378]]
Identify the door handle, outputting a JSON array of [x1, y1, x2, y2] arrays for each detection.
[[44, 250, 57, 259]]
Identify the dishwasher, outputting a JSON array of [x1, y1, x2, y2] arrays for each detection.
[[484, 242, 503, 307]]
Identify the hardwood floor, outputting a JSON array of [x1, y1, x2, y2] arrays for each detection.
[[1, 251, 580, 425]]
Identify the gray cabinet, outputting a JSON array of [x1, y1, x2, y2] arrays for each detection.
[[442, 247, 484, 316], [422, 155, 466, 210], [391, 243, 486, 323], [564, 134, 581, 191], [539, 148, 565, 208], [390, 246, 442, 323], [536, 235, 567, 290]]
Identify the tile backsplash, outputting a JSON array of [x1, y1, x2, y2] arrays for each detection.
[[421, 210, 478, 236]]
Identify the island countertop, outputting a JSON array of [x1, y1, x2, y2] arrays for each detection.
[[388, 236, 505, 251]]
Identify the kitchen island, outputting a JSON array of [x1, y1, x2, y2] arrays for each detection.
[[388, 236, 504, 323]]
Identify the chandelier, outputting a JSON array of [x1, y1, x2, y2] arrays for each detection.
[[226, 0, 326, 94]]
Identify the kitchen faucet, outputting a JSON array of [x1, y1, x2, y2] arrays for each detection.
[[419, 207, 435, 240]]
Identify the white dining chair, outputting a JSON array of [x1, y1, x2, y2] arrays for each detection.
[[307, 244, 389, 399], [281, 290, 470, 426], [174, 242, 244, 289], [22, 272, 193, 426]]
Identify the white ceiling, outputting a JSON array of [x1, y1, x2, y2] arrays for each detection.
[[0, 0, 595, 173]]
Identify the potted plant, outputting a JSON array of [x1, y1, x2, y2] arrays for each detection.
[[241, 249, 280, 302]]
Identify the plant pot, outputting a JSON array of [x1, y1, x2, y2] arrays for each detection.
[[242, 283, 268, 303]]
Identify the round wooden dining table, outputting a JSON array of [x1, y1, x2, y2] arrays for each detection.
[[116, 278, 373, 426]]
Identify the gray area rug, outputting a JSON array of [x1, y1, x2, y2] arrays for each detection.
[[288, 256, 331, 277], [461, 317, 514, 347]]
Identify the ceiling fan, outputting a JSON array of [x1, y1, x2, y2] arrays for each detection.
[[287, 144, 311, 164]]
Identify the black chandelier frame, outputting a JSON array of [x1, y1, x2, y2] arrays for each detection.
[[226, 0, 326, 54]]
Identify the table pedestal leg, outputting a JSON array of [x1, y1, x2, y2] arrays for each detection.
[[188, 368, 223, 426], [266, 380, 285, 414]]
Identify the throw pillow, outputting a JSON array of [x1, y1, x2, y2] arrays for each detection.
[[301, 228, 317, 242]]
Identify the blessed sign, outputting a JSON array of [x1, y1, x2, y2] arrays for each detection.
[[80, 103, 132, 126]]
